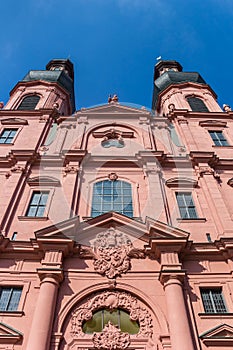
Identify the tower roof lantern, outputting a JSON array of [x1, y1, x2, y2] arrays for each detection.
[[46, 58, 74, 81], [154, 60, 183, 80]]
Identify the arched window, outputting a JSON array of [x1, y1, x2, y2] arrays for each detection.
[[187, 96, 209, 112], [82, 309, 139, 334], [91, 179, 133, 218], [17, 95, 40, 110]]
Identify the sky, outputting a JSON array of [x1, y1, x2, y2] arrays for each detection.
[[0, 0, 233, 111]]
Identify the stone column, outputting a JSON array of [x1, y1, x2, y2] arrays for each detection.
[[161, 273, 195, 350], [26, 271, 62, 350]]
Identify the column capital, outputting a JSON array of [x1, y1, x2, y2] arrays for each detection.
[[159, 270, 186, 286], [37, 268, 64, 284]]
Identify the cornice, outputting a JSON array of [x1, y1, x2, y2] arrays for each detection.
[[0, 150, 38, 169], [0, 108, 57, 118], [169, 109, 231, 120]]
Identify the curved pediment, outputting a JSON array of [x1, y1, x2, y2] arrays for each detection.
[[199, 120, 227, 127], [27, 176, 60, 186], [0, 117, 28, 125], [165, 177, 198, 188]]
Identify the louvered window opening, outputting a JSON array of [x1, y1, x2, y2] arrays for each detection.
[[26, 191, 49, 217], [201, 288, 227, 313], [91, 180, 133, 218], [0, 287, 22, 311], [17, 95, 40, 110], [209, 131, 229, 146], [187, 97, 209, 112], [176, 192, 198, 219], [0, 128, 17, 144]]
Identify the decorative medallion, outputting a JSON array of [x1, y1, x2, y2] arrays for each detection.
[[108, 172, 118, 181], [79, 228, 145, 279], [71, 290, 153, 338], [92, 321, 130, 350]]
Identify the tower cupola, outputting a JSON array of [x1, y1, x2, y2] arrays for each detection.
[[46, 59, 74, 81], [154, 60, 183, 80]]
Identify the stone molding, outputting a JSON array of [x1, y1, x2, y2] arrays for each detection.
[[92, 321, 131, 350], [79, 229, 145, 279], [71, 290, 153, 338]]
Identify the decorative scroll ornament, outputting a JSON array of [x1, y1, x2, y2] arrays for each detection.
[[92, 321, 130, 350], [71, 290, 153, 338], [63, 164, 79, 176], [80, 228, 145, 279]]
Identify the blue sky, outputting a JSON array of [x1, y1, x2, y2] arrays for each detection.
[[1, 0, 233, 110]]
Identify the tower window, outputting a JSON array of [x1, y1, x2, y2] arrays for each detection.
[[17, 95, 40, 110], [82, 309, 139, 334], [209, 131, 229, 146], [176, 192, 198, 219], [0, 128, 18, 144], [201, 288, 227, 313], [26, 191, 49, 217], [0, 287, 22, 312], [187, 97, 209, 112], [91, 180, 133, 218]]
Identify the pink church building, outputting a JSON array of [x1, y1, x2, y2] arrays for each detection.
[[0, 58, 233, 350]]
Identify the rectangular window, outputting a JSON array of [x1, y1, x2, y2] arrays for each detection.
[[0, 128, 18, 144], [209, 131, 229, 146], [176, 192, 198, 219], [0, 287, 22, 311], [26, 191, 49, 217], [201, 288, 227, 313]]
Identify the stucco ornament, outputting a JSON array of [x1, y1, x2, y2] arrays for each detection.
[[90, 228, 145, 279], [71, 290, 153, 338], [92, 321, 130, 350]]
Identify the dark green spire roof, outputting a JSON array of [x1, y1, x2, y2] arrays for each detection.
[[22, 59, 75, 113], [152, 60, 207, 110]]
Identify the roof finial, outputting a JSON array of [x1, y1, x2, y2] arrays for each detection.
[[108, 94, 119, 103]]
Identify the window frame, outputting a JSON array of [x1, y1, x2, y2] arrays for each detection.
[[16, 94, 40, 111], [200, 287, 228, 314], [175, 191, 198, 219], [186, 95, 209, 112], [82, 308, 140, 335], [0, 286, 23, 312], [0, 280, 30, 316], [25, 190, 50, 218], [0, 127, 21, 145], [90, 179, 134, 218], [19, 186, 55, 220], [208, 130, 229, 147]]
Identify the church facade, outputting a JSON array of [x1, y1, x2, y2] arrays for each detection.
[[0, 58, 233, 350]]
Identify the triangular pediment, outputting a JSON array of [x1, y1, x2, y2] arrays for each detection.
[[0, 117, 28, 125], [200, 324, 233, 345], [35, 212, 189, 249], [0, 322, 22, 343], [77, 103, 152, 116]]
